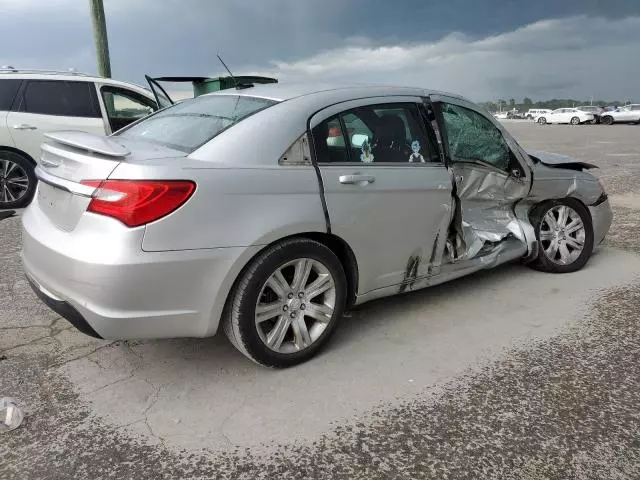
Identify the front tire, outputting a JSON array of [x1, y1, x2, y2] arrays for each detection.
[[223, 238, 347, 367], [0, 151, 37, 209], [602, 115, 614, 125], [529, 199, 594, 273], [538, 117, 547, 125]]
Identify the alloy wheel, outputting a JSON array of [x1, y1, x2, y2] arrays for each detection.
[[539, 205, 586, 265], [0, 159, 30, 205], [255, 258, 336, 353]]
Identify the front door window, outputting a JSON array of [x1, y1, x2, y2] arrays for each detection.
[[439, 102, 512, 170], [100, 87, 156, 133]]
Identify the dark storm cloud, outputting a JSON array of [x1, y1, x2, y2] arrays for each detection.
[[1, 0, 639, 99]]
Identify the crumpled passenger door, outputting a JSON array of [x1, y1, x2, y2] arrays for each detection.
[[430, 96, 534, 262]]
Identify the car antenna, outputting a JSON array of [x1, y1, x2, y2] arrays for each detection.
[[217, 54, 240, 89]]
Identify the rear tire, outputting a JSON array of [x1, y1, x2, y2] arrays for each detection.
[[570, 116, 580, 125], [223, 238, 347, 367], [602, 115, 614, 125], [0, 151, 37, 209], [528, 198, 594, 274], [538, 117, 547, 125]]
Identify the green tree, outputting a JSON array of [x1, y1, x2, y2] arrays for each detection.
[[523, 97, 533, 108], [509, 98, 516, 108]]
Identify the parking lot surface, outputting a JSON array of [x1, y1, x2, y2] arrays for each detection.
[[1, 122, 640, 479]]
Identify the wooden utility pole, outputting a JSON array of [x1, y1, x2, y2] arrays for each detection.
[[89, 0, 112, 78]]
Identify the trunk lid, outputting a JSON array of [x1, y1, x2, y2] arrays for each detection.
[[35, 131, 185, 231]]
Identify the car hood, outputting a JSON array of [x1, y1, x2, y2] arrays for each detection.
[[526, 149, 598, 170]]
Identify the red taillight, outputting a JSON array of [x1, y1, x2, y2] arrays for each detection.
[[80, 180, 196, 228]]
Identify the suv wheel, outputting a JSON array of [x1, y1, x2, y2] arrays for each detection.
[[0, 151, 36, 209], [223, 238, 347, 367], [602, 115, 614, 125]]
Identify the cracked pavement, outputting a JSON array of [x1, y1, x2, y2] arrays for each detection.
[[1, 122, 640, 479]]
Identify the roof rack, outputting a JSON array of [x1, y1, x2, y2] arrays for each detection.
[[0, 66, 90, 76]]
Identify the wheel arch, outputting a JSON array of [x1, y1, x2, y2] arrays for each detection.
[[0, 146, 37, 166], [301, 232, 359, 307], [528, 196, 589, 216], [220, 231, 359, 331]]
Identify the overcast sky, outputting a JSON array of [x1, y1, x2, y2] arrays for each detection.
[[1, 0, 639, 101]]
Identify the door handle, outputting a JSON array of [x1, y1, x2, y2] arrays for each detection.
[[339, 174, 375, 185], [13, 124, 37, 130]]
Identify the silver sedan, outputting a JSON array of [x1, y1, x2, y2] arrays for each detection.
[[22, 84, 613, 367]]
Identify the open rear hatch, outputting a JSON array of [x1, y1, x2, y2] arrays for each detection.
[[35, 131, 185, 231]]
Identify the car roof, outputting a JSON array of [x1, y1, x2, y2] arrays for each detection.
[[0, 71, 152, 96], [205, 82, 469, 103]]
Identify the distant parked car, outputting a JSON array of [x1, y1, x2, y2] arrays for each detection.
[[600, 104, 640, 125], [537, 108, 594, 125], [576, 106, 604, 124], [0, 68, 158, 209], [525, 109, 552, 120], [493, 112, 509, 119]]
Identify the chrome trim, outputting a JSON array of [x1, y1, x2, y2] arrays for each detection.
[[35, 166, 96, 197]]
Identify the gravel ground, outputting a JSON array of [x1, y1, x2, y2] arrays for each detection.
[[1, 122, 639, 479]]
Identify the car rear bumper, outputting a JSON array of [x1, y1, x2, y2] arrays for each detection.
[[589, 196, 613, 246], [26, 274, 103, 339], [21, 206, 259, 340]]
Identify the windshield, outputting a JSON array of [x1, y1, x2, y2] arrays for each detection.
[[118, 94, 277, 152]]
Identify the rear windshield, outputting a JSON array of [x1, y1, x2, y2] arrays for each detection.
[[118, 94, 276, 153]]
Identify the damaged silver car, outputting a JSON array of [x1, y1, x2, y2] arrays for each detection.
[[22, 84, 612, 367]]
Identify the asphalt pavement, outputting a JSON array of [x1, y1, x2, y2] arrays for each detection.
[[1, 122, 639, 479]]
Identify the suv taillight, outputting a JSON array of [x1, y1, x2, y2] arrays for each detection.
[[81, 180, 196, 227]]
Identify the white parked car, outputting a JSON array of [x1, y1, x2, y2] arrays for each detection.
[[0, 68, 158, 208], [493, 112, 509, 119], [537, 108, 594, 125], [525, 109, 552, 120], [600, 104, 640, 125]]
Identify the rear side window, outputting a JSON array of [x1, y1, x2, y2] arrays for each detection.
[[0, 79, 21, 110], [312, 103, 439, 164], [118, 95, 276, 153], [19, 80, 101, 117]]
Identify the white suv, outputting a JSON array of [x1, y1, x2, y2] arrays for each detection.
[[600, 104, 640, 125], [0, 68, 158, 209]]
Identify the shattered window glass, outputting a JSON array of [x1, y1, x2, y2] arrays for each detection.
[[440, 103, 511, 170]]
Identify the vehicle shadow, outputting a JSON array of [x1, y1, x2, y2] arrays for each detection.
[[58, 248, 627, 451], [124, 249, 608, 370], [120, 258, 559, 375]]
